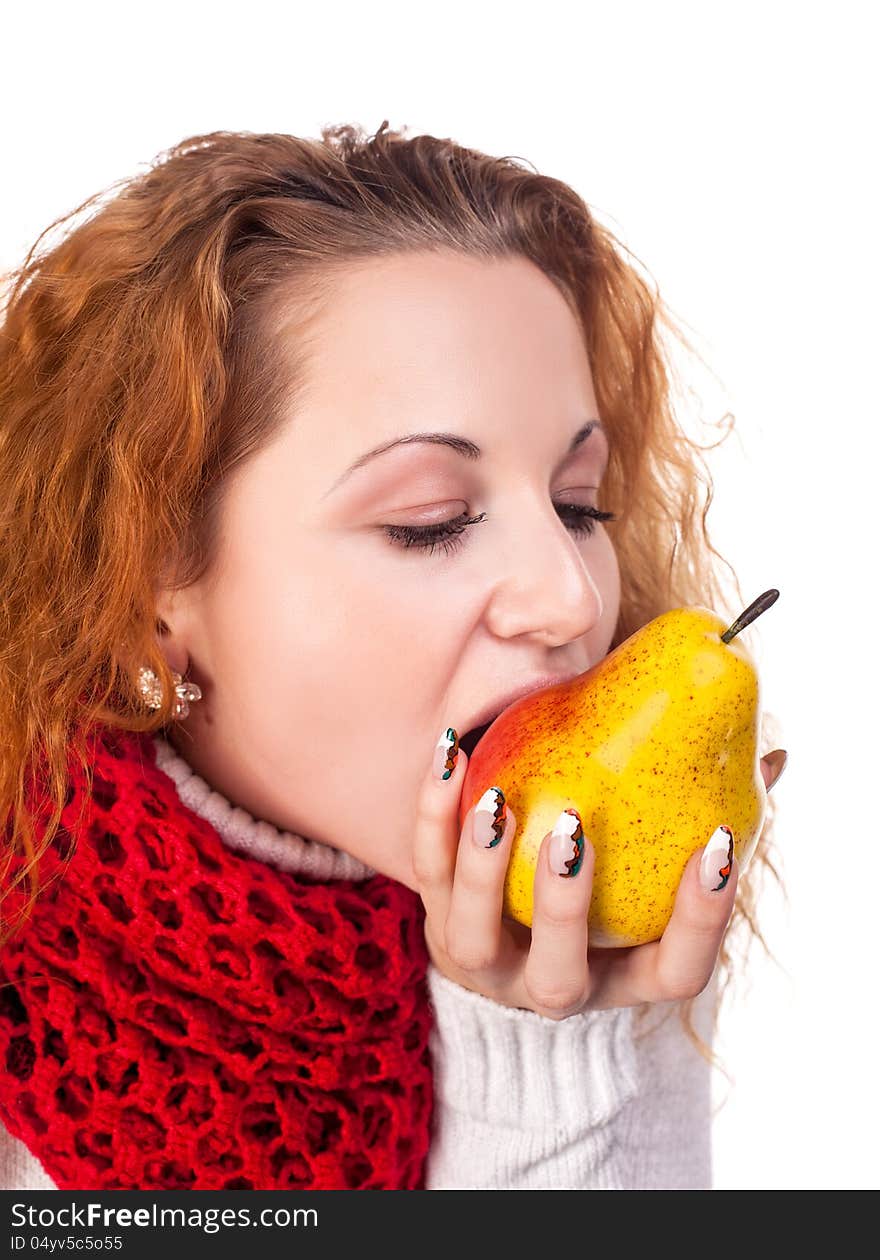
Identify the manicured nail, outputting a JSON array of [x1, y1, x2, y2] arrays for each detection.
[[767, 749, 788, 792], [473, 787, 508, 848], [432, 727, 460, 781], [699, 825, 735, 892], [547, 808, 585, 877]]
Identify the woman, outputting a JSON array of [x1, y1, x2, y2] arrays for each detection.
[[0, 121, 786, 1190]]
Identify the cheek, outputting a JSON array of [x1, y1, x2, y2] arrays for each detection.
[[210, 546, 444, 880], [586, 531, 621, 652]]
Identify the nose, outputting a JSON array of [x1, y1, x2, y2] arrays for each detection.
[[483, 490, 607, 647]]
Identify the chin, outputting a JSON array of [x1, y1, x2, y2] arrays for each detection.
[[373, 851, 417, 893]]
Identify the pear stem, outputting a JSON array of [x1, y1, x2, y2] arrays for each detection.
[[720, 589, 779, 643]]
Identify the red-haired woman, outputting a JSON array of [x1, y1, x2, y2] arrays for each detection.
[[0, 123, 786, 1190]]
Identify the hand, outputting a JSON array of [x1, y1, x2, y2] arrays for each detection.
[[412, 736, 788, 1020]]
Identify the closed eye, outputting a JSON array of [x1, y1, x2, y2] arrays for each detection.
[[383, 503, 616, 557]]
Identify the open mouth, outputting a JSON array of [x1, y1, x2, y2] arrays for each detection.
[[459, 719, 494, 758]]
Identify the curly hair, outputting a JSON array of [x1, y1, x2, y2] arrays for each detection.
[[0, 121, 784, 1073]]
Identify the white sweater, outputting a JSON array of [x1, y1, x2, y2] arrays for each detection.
[[0, 734, 717, 1191]]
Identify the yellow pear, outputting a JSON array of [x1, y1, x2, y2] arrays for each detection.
[[458, 590, 778, 946]]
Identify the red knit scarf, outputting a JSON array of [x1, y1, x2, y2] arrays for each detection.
[[0, 725, 434, 1189]]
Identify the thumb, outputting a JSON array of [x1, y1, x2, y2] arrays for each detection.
[[761, 748, 788, 793]]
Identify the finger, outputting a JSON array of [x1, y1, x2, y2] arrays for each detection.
[[637, 825, 739, 1003], [617, 825, 739, 1004], [522, 807, 594, 1018], [442, 788, 517, 972], [411, 727, 469, 925], [761, 748, 788, 792]]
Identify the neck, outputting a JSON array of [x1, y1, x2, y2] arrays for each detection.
[[151, 732, 377, 883]]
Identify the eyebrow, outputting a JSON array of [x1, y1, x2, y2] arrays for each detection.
[[323, 419, 607, 497]]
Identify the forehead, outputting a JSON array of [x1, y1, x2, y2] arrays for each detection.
[[313, 249, 578, 346], [237, 252, 600, 509], [293, 251, 594, 412]]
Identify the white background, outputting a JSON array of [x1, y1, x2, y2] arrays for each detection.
[[2, 0, 876, 1190]]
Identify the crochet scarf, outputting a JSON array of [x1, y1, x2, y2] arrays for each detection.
[[0, 724, 434, 1190]]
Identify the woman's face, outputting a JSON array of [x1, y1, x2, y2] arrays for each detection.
[[159, 251, 620, 890]]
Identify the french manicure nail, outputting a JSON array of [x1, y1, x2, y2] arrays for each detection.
[[547, 808, 585, 877], [473, 787, 507, 848], [767, 749, 788, 792], [433, 727, 459, 781], [699, 825, 735, 892]]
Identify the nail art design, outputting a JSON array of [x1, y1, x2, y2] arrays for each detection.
[[473, 787, 507, 848], [548, 808, 585, 877], [432, 727, 460, 781], [699, 825, 734, 892]]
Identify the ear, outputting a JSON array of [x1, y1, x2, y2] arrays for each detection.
[[153, 579, 196, 677]]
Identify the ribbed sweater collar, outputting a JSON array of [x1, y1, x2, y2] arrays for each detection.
[[150, 732, 377, 883]]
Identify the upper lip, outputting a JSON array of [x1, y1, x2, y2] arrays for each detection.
[[460, 672, 583, 738]]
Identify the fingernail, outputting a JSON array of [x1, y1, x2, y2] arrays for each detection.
[[768, 749, 788, 792], [699, 825, 735, 892], [547, 808, 585, 877], [473, 787, 507, 848], [433, 727, 459, 781]]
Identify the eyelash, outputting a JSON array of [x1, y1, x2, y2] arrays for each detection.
[[383, 504, 617, 556]]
